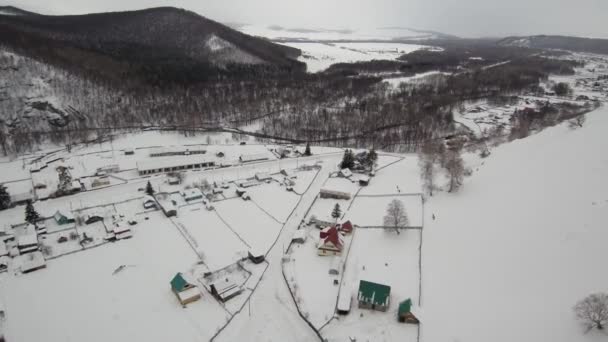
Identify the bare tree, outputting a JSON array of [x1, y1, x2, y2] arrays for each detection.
[[419, 141, 442, 197], [574, 293, 608, 332], [569, 115, 586, 129], [444, 151, 465, 193], [383, 199, 409, 234]]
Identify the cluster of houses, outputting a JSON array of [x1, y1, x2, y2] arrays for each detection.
[[0, 223, 47, 274]]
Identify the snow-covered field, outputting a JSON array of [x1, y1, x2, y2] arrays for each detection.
[[344, 194, 423, 227], [240, 25, 440, 42], [281, 42, 433, 72], [422, 105, 608, 342]]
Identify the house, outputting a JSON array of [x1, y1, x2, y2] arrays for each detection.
[[113, 223, 132, 240], [170, 272, 201, 306], [280, 169, 296, 179], [338, 221, 354, 234], [239, 154, 269, 163], [317, 227, 344, 256], [358, 280, 391, 312], [398, 298, 420, 324], [157, 198, 177, 217], [143, 196, 157, 209], [241, 192, 251, 201], [149, 147, 206, 158], [70, 180, 83, 193], [248, 250, 265, 264], [96, 164, 120, 175], [85, 213, 104, 225], [19, 251, 46, 273], [337, 288, 352, 315], [54, 210, 75, 225], [329, 256, 342, 275], [180, 188, 204, 202], [339, 168, 353, 178], [10, 191, 35, 206], [320, 225, 338, 239], [91, 177, 111, 188], [167, 176, 181, 186], [291, 229, 307, 244], [17, 234, 39, 254], [210, 280, 243, 302], [124, 147, 135, 155], [358, 175, 370, 186], [235, 187, 247, 196], [319, 188, 351, 200], [255, 172, 272, 182], [0, 256, 9, 273]]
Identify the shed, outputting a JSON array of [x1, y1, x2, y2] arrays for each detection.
[[291, 229, 307, 244], [358, 280, 391, 312], [210, 280, 243, 302], [358, 175, 370, 186], [167, 176, 181, 186], [124, 148, 135, 155], [85, 214, 104, 225], [54, 210, 75, 225], [180, 188, 204, 202], [143, 196, 157, 209], [248, 251, 265, 264], [337, 288, 352, 315], [113, 223, 133, 240], [398, 298, 420, 324]]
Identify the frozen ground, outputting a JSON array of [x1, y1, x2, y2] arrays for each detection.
[[344, 194, 423, 227], [422, 105, 608, 342]]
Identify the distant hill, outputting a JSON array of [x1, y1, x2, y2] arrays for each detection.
[[0, 6, 305, 84], [499, 35, 608, 55]]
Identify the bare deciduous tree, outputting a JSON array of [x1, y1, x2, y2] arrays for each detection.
[[383, 199, 409, 234], [569, 115, 586, 129], [444, 151, 465, 193], [574, 293, 608, 332]]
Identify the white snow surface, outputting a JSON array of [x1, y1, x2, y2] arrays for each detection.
[[241, 25, 439, 41], [422, 106, 608, 342]]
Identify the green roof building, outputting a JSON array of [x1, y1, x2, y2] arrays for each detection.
[[398, 298, 420, 324], [357, 280, 391, 312], [170, 272, 191, 293]]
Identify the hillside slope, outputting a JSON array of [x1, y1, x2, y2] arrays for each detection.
[[423, 106, 608, 342], [499, 35, 608, 55], [0, 6, 305, 84]]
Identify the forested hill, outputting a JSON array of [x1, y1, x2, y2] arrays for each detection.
[[0, 6, 305, 85], [499, 35, 608, 55]]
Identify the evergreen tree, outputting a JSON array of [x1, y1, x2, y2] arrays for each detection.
[[340, 149, 355, 169], [304, 142, 312, 156], [331, 203, 342, 221], [25, 200, 40, 224], [145, 181, 155, 196], [0, 183, 10, 210]]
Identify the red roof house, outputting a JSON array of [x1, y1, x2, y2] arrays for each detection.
[[318, 227, 344, 256], [320, 225, 338, 239], [339, 221, 354, 234]]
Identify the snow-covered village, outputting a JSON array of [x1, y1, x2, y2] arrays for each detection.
[[1, 2, 608, 342]]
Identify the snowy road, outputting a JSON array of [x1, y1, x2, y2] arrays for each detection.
[[216, 156, 339, 342]]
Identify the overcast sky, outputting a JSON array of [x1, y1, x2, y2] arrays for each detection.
[[5, 0, 608, 38]]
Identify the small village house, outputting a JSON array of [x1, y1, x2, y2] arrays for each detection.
[[210, 279, 243, 303], [170, 272, 201, 306], [17, 234, 39, 254], [358, 175, 370, 186], [358, 280, 391, 312], [248, 250, 265, 264], [398, 298, 420, 324], [85, 213, 104, 225], [35, 221, 47, 235], [168, 176, 181, 186], [255, 172, 272, 182], [319, 188, 351, 200], [143, 196, 157, 209], [113, 222, 133, 240], [180, 188, 204, 202], [54, 210, 75, 225], [19, 251, 46, 273], [10, 191, 36, 206], [317, 226, 344, 256]]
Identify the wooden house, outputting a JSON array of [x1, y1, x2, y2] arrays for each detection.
[[170, 272, 201, 306], [358, 280, 391, 312], [398, 298, 420, 324]]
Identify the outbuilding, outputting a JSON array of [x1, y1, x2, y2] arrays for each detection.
[[255, 172, 272, 182], [319, 188, 351, 200], [291, 229, 307, 244], [339, 168, 353, 178], [85, 214, 104, 225], [210, 280, 243, 302], [143, 196, 157, 209], [337, 288, 352, 315], [180, 188, 204, 202]]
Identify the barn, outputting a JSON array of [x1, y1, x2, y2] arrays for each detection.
[[358, 280, 391, 312]]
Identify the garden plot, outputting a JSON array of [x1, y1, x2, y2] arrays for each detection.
[[177, 207, 249, 270], [0, 158, 31, 183], [76, 221, 108, 247], [283, 226, 354, 328], [214, 199, 282, 254], [360, 157, 421, 195], [321, 228, 421, 342], [306, 197, 352, 226], [0, 209, 229, 342], [344, 194, 423, 228], [247, 181, 301, 223]]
